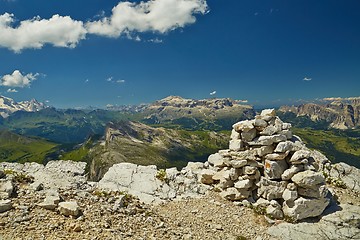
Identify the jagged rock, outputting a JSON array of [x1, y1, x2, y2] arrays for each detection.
[[256, 145, 274, 157], [253, 198, 271, 209], [59, 201, 80, 217], [268, 204, 360, 239], [266, 200, 284, 219], [38, 190, 61, 210], [257, 178, 287, 200], [0, 160, 88, 191], [0, 180, 13, 199], [0, 199, 12, 213], [234, 179, 252, 189], [260, 125, 278, 136], [248, 136, 275, 146], [208, 153, 226, 167], [233, 150, 257, 161], [199, 169, 216, 184], [249, 135, 287, 146], [241, 128, 257, 142], [325, 162, 360, 193], [30, 181, 44, 191], [229, 160, 247, 168], [254, 119, 268, 128], [229, 168, 240, 181], [265, 152, 289, 160], [212, 169, 231, 181], [232, 120, 255, 132], [283, 197, 330, 220], [274, 141, 294, 153], [230, 129, 240, 140], [261, 109, 276, 117], [220, 187, 250, 201], [297, 185, 328, 199], [264, 160, 288, 180], [244, 166, 257, 175], [0, 170, 4, 179], [99, 162, 209, 203], [291, 170, 325, 188], [290, 150, 311, 163], [281, 165, 304, 180], [229, 139, 243, 151], [282, 188, 298, 202], [309, 150, 329, 171]]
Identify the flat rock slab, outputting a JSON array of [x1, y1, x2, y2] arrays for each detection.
[[98, 163, 168, 204], [0, 160, 87, 190], [268, 204, 360, 240]]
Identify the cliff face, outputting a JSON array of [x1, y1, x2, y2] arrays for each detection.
[[279, 98, 360, 129]]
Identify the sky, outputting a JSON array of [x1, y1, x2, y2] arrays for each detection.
[[0, 0, 359, 108]]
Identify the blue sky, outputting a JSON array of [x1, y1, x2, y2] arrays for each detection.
[[0, 0, 359, 108]]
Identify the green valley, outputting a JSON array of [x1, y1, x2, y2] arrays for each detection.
[[0, 130, 58, 163]]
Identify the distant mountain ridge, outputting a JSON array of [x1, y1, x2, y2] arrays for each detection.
[[0, 95, 47, 118], [279, 97, 360, 129], [142, 96, 255, 130]]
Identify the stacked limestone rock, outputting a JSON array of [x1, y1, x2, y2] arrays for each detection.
[[199, 109, 331, 221]]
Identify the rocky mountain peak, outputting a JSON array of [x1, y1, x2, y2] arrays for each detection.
[[0, 95, 47, 118]]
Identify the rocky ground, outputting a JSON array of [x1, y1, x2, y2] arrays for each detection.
[[0, 189, 272, 240], [0, 161, 359, 240]]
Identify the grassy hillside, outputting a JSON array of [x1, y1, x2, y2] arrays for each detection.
[[0, 130, 58, 163], [65, 122, 230, 180], [293, 128, 360, 168]]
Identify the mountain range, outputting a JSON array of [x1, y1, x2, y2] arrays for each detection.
[[0, 96, 47, 118], [0, 95, 359, 170], [279, 97, 360, 129]]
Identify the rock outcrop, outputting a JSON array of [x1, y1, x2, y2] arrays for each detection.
[[324, 162, 360, 194], [198, 109, 332, 220], [279, 97, 360, 129], [268, 204, 360, 240], [98, 162, 210, 204]]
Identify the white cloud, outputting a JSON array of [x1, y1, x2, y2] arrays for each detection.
[[0, 0, 207, 52], [210, 90, 216, 95], [1, 70, 39, 87], [85, 79, 89, 83], [237, 99, 248, 103], [86, 0, 208, 37], [303, 77, 312, 81], [6, 88, 18, 93], [116, 79, 125, 83], [148, 38, 163, 43], [106, 77, 113, 82], [0, 13, 86, 52]]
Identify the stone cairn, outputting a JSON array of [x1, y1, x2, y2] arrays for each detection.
[[199, 109, 331, 221]]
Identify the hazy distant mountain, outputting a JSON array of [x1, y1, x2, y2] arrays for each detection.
[[279, 97, 360, 129], [0, 96, 47, 118], [142, 96, 255, 130]]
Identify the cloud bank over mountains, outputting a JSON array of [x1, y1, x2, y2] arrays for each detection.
[[0, 0, 208, 52]]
